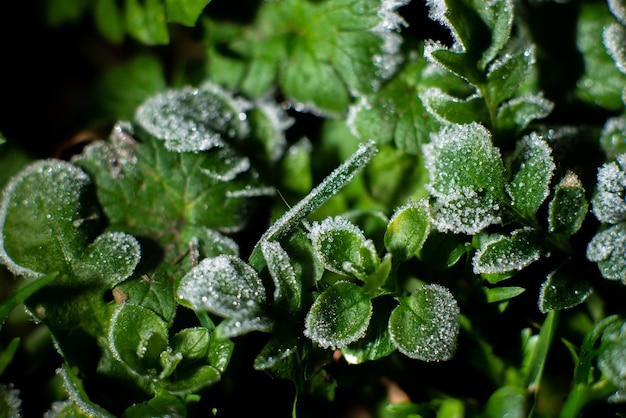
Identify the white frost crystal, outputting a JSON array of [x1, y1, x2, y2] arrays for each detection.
[[591, 154, 626, 224]]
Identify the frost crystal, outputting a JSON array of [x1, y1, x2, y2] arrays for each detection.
[[603, 23, 626, 75], [371, 0, 410, 82], [609, 0, 626, 25], [587, 223, 626, 283], [591, 154, 626, 224]]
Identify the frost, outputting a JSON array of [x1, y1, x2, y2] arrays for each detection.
[[423, 123, 505, 234], [261, 240, 301, 313], [505, 133, 556, 218], [609, 0, 626, 26], [389, 284, 460, 362], [587, 223, 626, 283], [472, 227, 542, 275], [604, 23, 626, 75], [591, 155, 626, 224], [600, 116, 626, 156], [177, 255, 266, 317], [134, 82, 251, 153], [0, 384, 21, 418], [496, 93, 554, 130], [201, 147, 251, 182], [250, 98, 293, 162], [371, 0, 410, 82]]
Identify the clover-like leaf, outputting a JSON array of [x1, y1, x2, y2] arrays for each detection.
[[548, 172, 588, 236], [206, 0, 409, 114], [598, 318, 626, 402], [178, 255, 266, 319], [109, 303, 169, 377], [423, 123, 506, 234], [309, 216, 379, 278], [472, 227, 542, 277], [384, 199, 432, 263], [389, 284, 459, 362], [169, 327, 210, 363], [538, 261, 593, 313], [505, 133, 556, 220], [587, 223, 626, 283], [304, 281, 373, 350], [134, 82, 250, 153]]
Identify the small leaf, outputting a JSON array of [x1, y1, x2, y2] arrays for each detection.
[[165, 0, 211, 26], [484, 286, 525, 303], [423, 123, 506, 234], [419, 88, 489, 125], [486, 46, 535, 108], [304, 281, 373, 350], [261, 240, 302, 314], [163, 365, 221, 396], [121, 394, 187, 418], [600, 116, 626, 157], [134, 82, 250, 153], [587, 223, 626, 283], [484, 386, 527, 418], [598, 319, 626, 401], [604, 23, 626, 75], [548, 172, 588, 236], [389, 284, 460, 361], [125, 0, 169, 45], [472, 228, 542, 276], [109, 304, 169, 376], [177, 255, 266, 319], [590, 155, 626, 224], [170, 327, 210, 363], [384, 199, 432, 262], [253, 333, 298, 372], [58, 365, 117, 418], [505, 133, 556, 220], [309, 216, 378, 278], [495, 93, 554, 133], [538, 261, 593, 313]]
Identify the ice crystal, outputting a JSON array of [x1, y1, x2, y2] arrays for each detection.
[[591, 154, 626, 224]]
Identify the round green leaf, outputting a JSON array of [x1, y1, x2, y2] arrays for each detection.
[[304, 281, 373, 350], [389, 284, 459, 362], [384, 199, 432, 262], [109, 304, 169, 377]]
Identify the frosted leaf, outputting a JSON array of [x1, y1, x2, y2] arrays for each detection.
[[587, 223, 626, 283], [505, 133, 556, 218], [76, 126, 138, 180], [486, 46, 535, 107], [591, 156, 626, 224], [598, 319, 626, 401], [423, 123, 505, 234], [261, 240, 301, 313], [77, 232, 141, 287], [384, 199, 432, 262], [215, 316, 274, 340], [548, 172, 588, 236], [177, 255, 266, 318], [538, 261, 593, 313], [248, 98, 292, 163], [304, 281, 373, 350], [389, 284, 460, 362], [249, 141, 377, 269], [472, 227, 542, 275], [308, 216, 374, 277], [604, 23, 626, 75], [370, 0, 410, 82], [600, 116, 626, 156], [419, 88, 488, 125], [0, 384, 21, 418], [200, 147, 250, 182], [609, 0, 626, 25], [134, 82, 251, 153], [496, 93, 554, 132], [254, 334, 298, 371]]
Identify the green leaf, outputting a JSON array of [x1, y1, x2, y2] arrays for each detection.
[[94, 0, 125, 43], [347, 56, 456, 154], [538, 261, 593, 313], [576, 2, 626, 111], [389, 284, 459, 361], [74, 122, 262, 250], [522, 310, 558, 391], [472, 227, 542, 277], [169, 327, 210, 363], [598, 318, 626, 401], [587, 223, 626, 283], [505, 133, 556, 220], [280, 138, 313, 195], [485, 46, 535, 109], [600, 116, 626, 157], [418, 231, 468, 269], [261, 240, 301, 314], [177, 255, 267, 319], [253, 333, 298, 372], [341, 297, 396, 364], [163, 365, 221, 395], [249, 140, 377, 270], [309, 216, 378, 278], [109, 304, 169, 377], [304, 281, 372, 350], [419, 88, 489, 125], [125, 0, 169, 45], [207, 0, 409, 114], [384, 199, 431, 263], [58, 364, 117, 418], [423, 123, 506, 234], [484, 386, 527, 418], [495, 93, 553, 134], [604, 23, 626, 75], [547, 172, 588, 236], [134, 82, 250, 153], [122, 394, 186, 418], [590, 155, 626, 225], [484, 286, 525, 303], [0, 160, 140, 281], [0, 272, 58, 325], [165, 0, 211, 26]]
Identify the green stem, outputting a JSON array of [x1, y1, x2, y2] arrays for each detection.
[[560, 379, 618, 418]]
